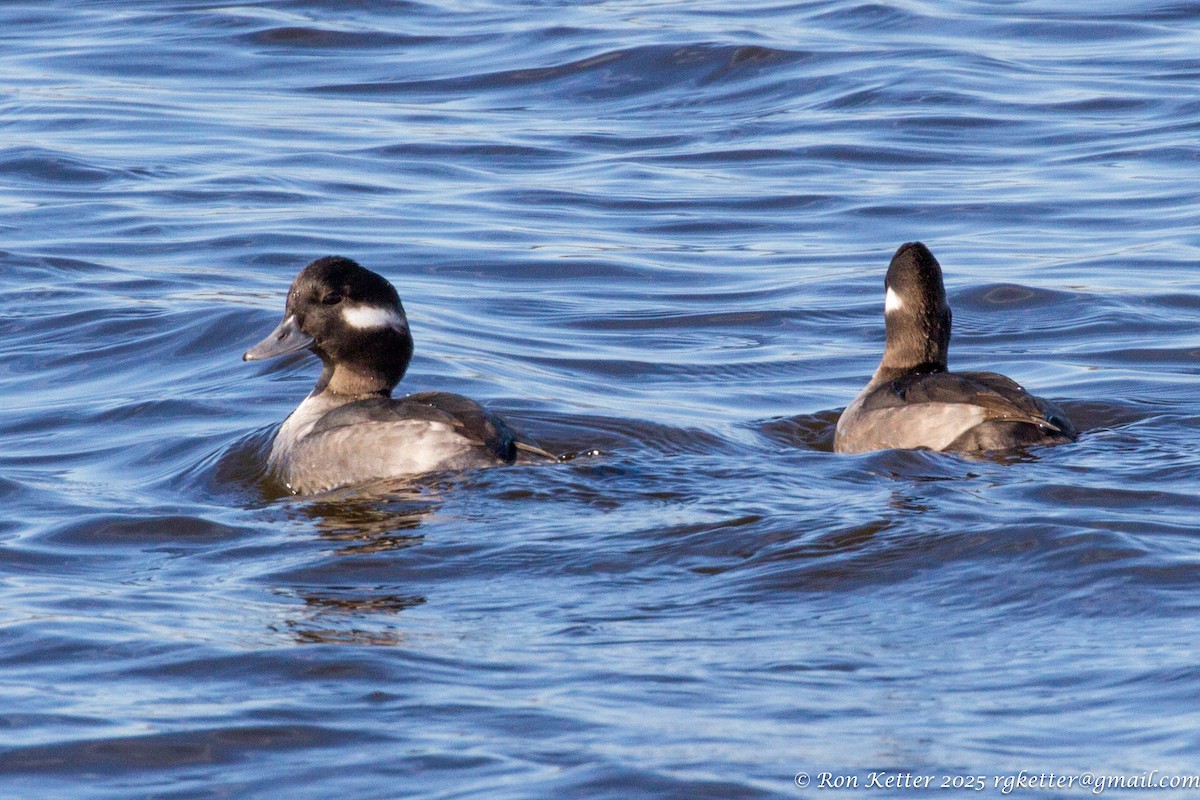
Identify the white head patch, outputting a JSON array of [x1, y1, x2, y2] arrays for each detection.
[[342, 304, 407, 331], [885, 286, 904, 314]]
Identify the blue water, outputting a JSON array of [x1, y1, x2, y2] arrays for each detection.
[[3, 2, 1200, 798]]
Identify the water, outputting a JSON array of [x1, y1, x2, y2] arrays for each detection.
[[3, 1, 1200, 798]]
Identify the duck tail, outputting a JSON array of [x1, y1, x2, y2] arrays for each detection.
[[514, 441, 561, 462]]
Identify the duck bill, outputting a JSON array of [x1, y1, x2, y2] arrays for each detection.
[[243, 315, 314, 361]]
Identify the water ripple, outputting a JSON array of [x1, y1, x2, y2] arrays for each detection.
[[3, 0, 1200, 797]]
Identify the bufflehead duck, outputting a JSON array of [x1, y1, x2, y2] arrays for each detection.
[[244, 256, 552, 493], [834, 242, 1076, 454]]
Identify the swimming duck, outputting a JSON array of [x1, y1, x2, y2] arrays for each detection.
[[244, 256, 551, 493], [834, 242, 1076, 454]]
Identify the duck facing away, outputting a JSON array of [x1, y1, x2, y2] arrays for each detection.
[[245, 256, 551, 494], [834, 242, 1076, 454]]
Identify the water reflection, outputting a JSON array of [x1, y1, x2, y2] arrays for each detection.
[[300, 489, 435, 556], [280, 589, 427, 646], [271, 485, 442, 644]]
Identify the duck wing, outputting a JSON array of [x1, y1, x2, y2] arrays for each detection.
[[864, 371, 1060, 428], [311, 392, 519, 464], [852, 369, 1075, 452], [405, 392, 521, 463]]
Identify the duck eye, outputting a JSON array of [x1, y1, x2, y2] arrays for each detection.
[[321, 292, 343, 306]]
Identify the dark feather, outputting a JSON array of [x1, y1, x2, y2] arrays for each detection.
[[864, 371, 1046, 423]]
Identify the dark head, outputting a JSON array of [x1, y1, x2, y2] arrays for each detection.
[[878, 242, 952, 376], [244, 256, 414, 397]]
